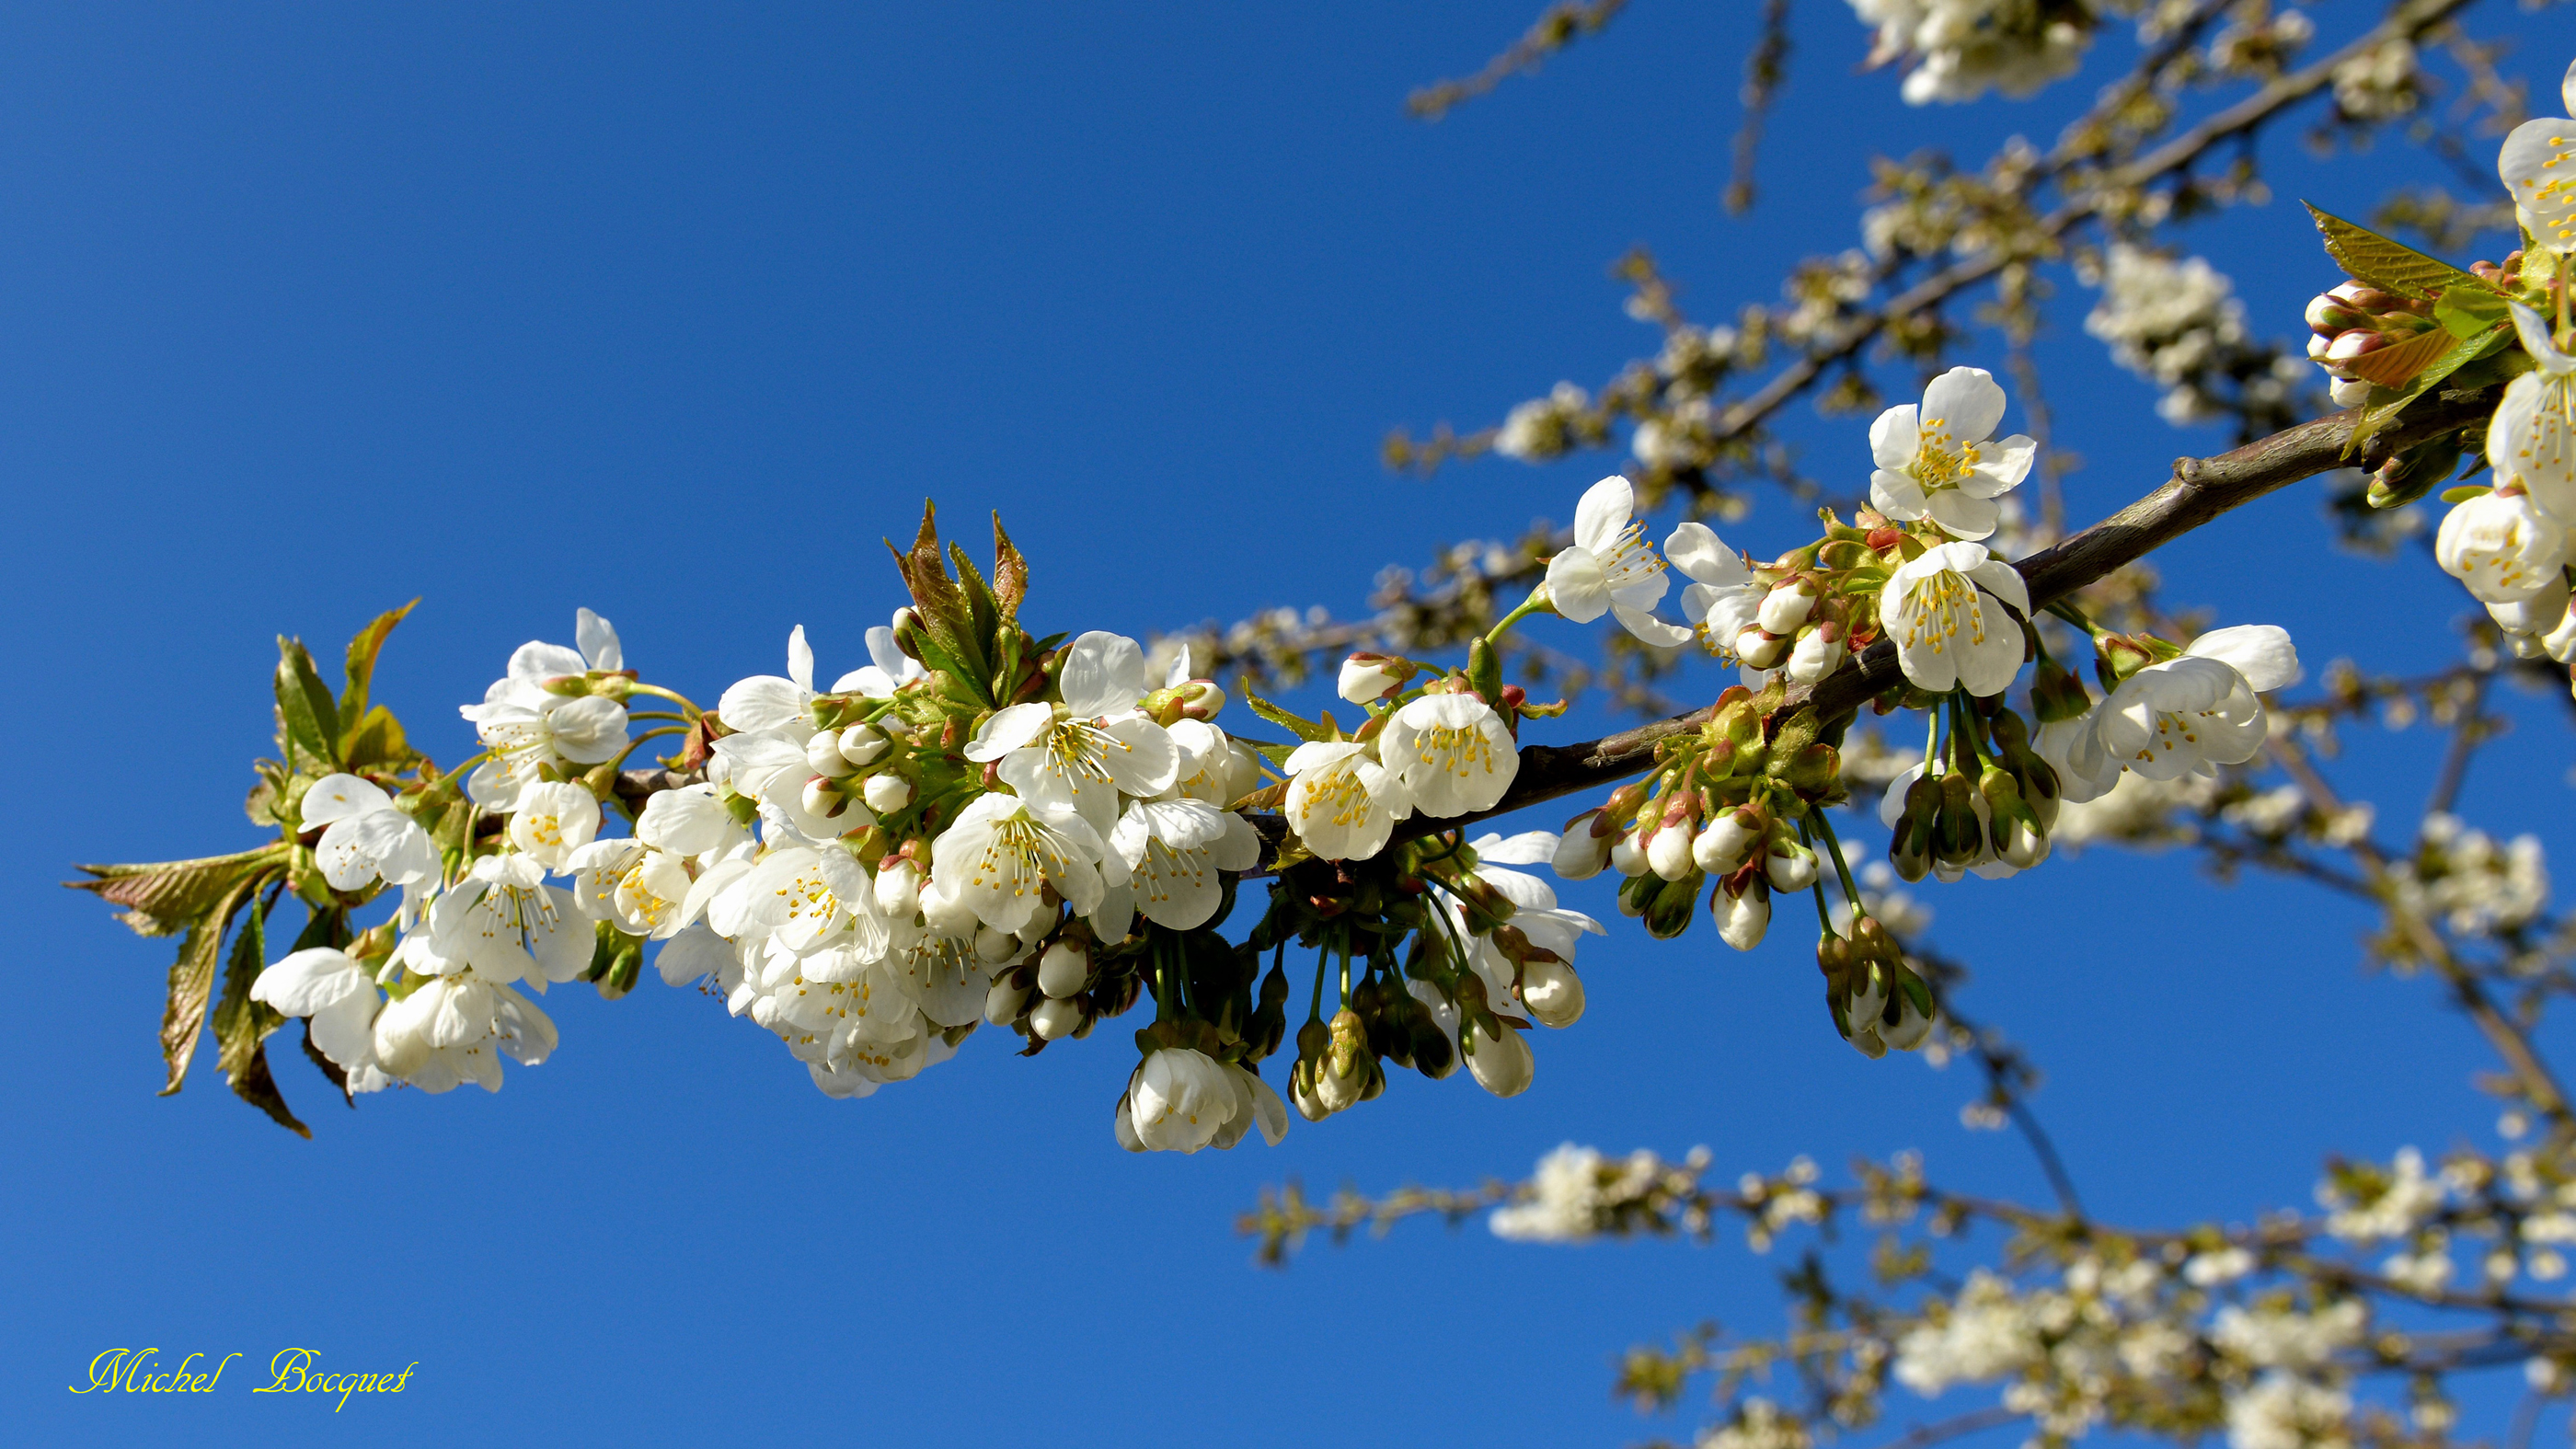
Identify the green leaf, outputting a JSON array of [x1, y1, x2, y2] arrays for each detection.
[[339, 600, 417, 737], [2306, 203, 2490, 301], [2440, 484, 2495, 503], [158, 868, 272, 1096], [2434, 285, 2512, 340], [2344, 327, 2460, 389], [210, 890, 309, 1136], [66, 842, 292, 937], [274, 636, 340, 769], [340, 704, 410, 771], [991, 513, 1029, 621], [1242, 688, 1331, 743], [2346, 321, 2517, 455], [885, 501, 992, 692]]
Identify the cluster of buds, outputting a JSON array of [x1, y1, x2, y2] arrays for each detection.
[[1555, 681, 1842, 954], [1817, 915, 1934, 1058], [2306, 279, 2439, 406], [1885, 701, 2063, 882]]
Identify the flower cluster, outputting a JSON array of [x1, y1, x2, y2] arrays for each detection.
[[1846, 0, 2095, 107]]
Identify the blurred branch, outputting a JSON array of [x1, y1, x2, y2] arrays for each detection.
[[1408, 0, 1627, 121]]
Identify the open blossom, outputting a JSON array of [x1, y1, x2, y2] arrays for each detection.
[[459, 609, 632, 811], [1543, 476, 1692, 647], [929, 790, 1108, 937], [1850, 0, 2090, 107], [416, 852, 593, 988], [1880, 542, 2030, 696], [2083, 626, 2299, 786], [1867, 367, 2036, 540], [1282, 740, 1410, 862], [1105, 796, 1260, 931], [250, 947, 390, 1093], [2436, 488, 2567, 604], [370, 973, 558, 1094], [300, 773, 436, 893], [1378, 692, 1517, 819], [2497, 58, 2576, 252], [1667, 522, 1767, 655], [505, 779, 602, 870], [965, 631, 1179, 836], [2487, 302, 2576, 521], [1126, 1047, 1238, 1153]]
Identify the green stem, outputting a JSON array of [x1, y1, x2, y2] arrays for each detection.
[[1486, 587, 1553, 645], [432, 749, 493, 795], [2043, 599, 2099, 636], [627, 683, 703, 718], [628, 710, 692, 724], [1308, 942, 1329, 1023], [1809, 807, 1867, 927], [615, 725, 690, 767]]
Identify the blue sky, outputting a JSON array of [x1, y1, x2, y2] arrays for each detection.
[[8, 4, 2573, 1445]]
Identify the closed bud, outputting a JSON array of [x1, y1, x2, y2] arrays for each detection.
[[1765, 838, 1819, 893], [1029, 995, 1082, 1041], [1736, 626, 1791, 670], [974, 926, 1021, 964], [1553, 818, 1613, 880], [1464, 1019, 1535, 1098], [983, 974, 1029, 1025], [1645, 873, 1701, 938], [1337, 651, 1416, 704], [862, 774, 915, 813], [800, 776, 851, 820], [837, 723, 890, 768], [1038, 940, 1090, 997], [1609, 829, 1652, 878], [1758, 578, 1819, 635], [1933, 773, 1984, 866], [1648, 822, 1697, 880], [1616, 868, 1658, 919], [1409, 1011, 1457, 1078], [1716, 877, 1770, 951], [1290, 1059, 1330, 1121], [1517, 959, 1584, 1028], [805, 730, 857, 777], [2028, 661, 2091, 724], [875, 859, 921, 918], [919, 878, 980, 937], [1786, 622, 1845, 684]]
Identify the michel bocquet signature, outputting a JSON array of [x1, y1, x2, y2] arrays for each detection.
[[70, 1349, 417, 1409]]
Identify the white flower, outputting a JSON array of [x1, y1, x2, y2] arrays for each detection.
[[371, 974, 557, 1094], [457, 610, 632, 812], [929, 791, 1109, 937], [420, 852, 593, 988], [1852, 0, 2090, 106], [1378, 693, 1517, 819], [2487, 302, 2576, 521], [1128, 1047, 1239, 1154], [835, 623, 927, 697], [1104, 797, 1260, 931], [2032, 708, 2119, 804], [505, 779, 602, 870], [635, 782, 745, 859], [2497, 60, 2576, 252], [1282, 740, 1411, 862], [299, 773, 437, 893], [1867, 367, 2036, 540], [1543, 476, 1693, 646], [1879, 542, 2030, 696], [562, 838, 694, 939], [1489, 1143, 1606, 1242], [716, 625, 823, 735], [2094, 626, 2299, 782], [2436, 487, 2568, 603], [963, 631, 1179, 836], [249, 947, 388, 1092]]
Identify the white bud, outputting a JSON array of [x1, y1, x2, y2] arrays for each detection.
[[1880, 995, 1934, 1052], [974, 926, 1021, 964], [1552, 825, 1611, 880], [1698, 811, 1759, 872], [837, 723, 889, 768], [1717, 880, 1770, 950], [1113, 1094, 1145, 1152], [861, 774, 914, 813], [1648, 822, 1696, 881], [1758, 580, 1817, 635], [2329, 375, 2372, 407], [1996, 816, 2048, 869], [2490, 575, 2570, 637], [1029, 995, 1082, 1041], [1765, 842, 1818, 893], [804, 730, 856, 777], [2509, 631, 2548, 660], [799, 777, 850, 821], [874, 859, 921, 918], [983, 975, 1029, 1025], [1608, 830, 1651, 878], [1517, 959, 1584, 1029], [1786, 625, 1845, 684], [1465, 1020, 1534, 1098], [1337, 654, 1406, 704], [1736, 626, 1790, 670], [2547, 604, 2576, 664], [918, 877, 979, 937], [1038, 940, 1090, 998]]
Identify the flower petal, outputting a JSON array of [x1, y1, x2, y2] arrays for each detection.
[[1546, 548, 1612, 623], [1871, 469, 1928, 521], [964, 702, 1054, 763], [1921, 366, 2007, 442], [1926, 489, 2000, 541], [1868, 405, 1919, 469], [575, 607, 622, 672], [1571, 475, 1633, 556], [1663, 522, 1751, 587], [1963, 434, 2037, 496], [1061, 631, 1149, 718], [1614, 602, 1694, 649], [786, 625, 814, 693], [2185, 624, 2300, 692]]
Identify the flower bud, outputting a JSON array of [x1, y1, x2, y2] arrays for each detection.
[[1029, 995, 1082, 1041], [1171, 679, 1226, 721], [1736, 626, 1791, 670], [875, 859, 921, 918], [983, 974, 1029, 1025], [805, 730, 856, 778], [918, 877, 980, 937], [1290, 1060, 1331, 1121], [1758, 579, 1818, 635], [1765, 838, 1818, 893], [1113, 1094, 1145, 1152], [1553, 820, 1612, 880], [1716, 878, 1770, 951], [1648, 822, 1696, 881], [2546, 606, 2576, 665], [1464, 1019, 1534, 1098], [861, 774, 914, 813], [1645, 874, 1701, 939], [1038, 940, 1090, 998], [2329, 376, 2371, 408], [1517, 959, 1584, 1028], [1698, 807, 1763, 873], [1337, 652, 1415, 704], [974, 926, 1021, 964], [1609, 830, 1651, 878], [2492, 577, 2571, 638], [1786, 622, 1845, 684], [800, 777, 852, 821], [1616, 870, 1656, 918], [837, 723, 890, 768]]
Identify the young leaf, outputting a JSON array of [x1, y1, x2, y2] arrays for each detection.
[[2306, 204, 2490, 301], [340, 704, 410, 771], [2345, 322, 2516, 454], [1242, 688, 1331, 743], [339, 599, 417, 736], [991, 512, 1029, 621], [66, 842, 292, 937], [2434, 285, 2512, 340], [275, 636, 340, 768], [887, 502, 992, 691], [159, 868, 272, 1096], [949, 540, 1003, 656], [211, 890, 309, 1136], [2344, 328, 2463, 388]]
